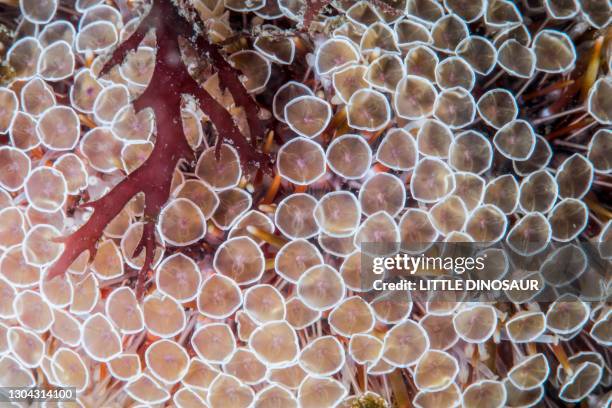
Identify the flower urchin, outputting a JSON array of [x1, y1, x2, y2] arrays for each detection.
[[0, 0, 610, 407]]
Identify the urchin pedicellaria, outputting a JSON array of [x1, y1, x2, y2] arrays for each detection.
[[0, 0, 610, 407]]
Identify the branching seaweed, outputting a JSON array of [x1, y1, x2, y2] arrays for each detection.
[[46, 0, 269, 295]]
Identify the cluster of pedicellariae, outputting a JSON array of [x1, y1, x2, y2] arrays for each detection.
[[0, 0, 610, 407]]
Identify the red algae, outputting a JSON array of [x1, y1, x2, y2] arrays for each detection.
[[46, 0, 269, 294]]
